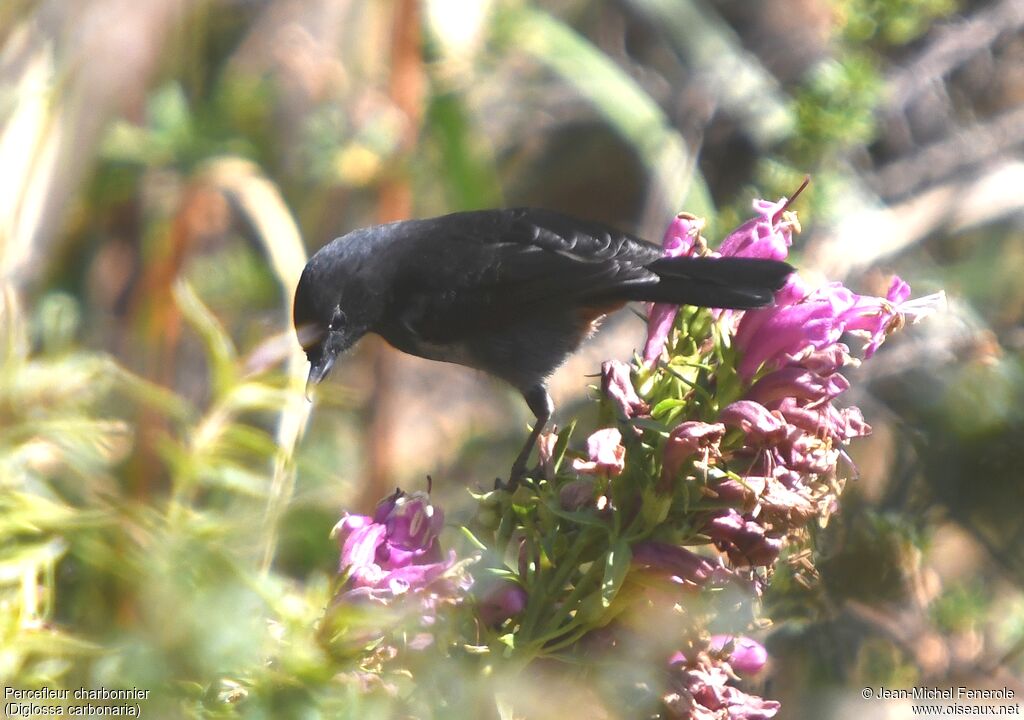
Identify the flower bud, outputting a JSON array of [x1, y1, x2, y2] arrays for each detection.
[[477, 580, 528, 626], [633, 541, 718, 587], [601, 360, 648, 419], [704, 510, 782, 568], [709, 635, 768, 675]]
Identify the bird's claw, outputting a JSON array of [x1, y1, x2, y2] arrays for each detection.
[[495, 464, 528, 492]]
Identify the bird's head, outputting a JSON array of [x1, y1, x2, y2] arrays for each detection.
[[293, 255, 371, 400]]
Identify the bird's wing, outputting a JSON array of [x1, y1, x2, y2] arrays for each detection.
[[393, 209, 660, 342]]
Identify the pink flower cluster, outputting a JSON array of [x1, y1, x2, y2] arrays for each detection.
[[575, 194, 941, 717], [695, 202, 937, 569], [622, 195, 942, 572], [664, 635, 776, 719], [332, 490, 469, 610], [665, 661, 779, 719]]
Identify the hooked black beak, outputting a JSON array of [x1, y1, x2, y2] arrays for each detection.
[[304, 328, 346, 401], [305, 351, 337, 401]]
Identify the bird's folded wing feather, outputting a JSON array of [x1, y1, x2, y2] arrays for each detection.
[[394, 209, 659, 342]]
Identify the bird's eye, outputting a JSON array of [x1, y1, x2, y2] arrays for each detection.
[[329, 308, 347, 331]]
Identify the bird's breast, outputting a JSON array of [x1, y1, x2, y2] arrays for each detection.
[[376, 325, 476, 367]]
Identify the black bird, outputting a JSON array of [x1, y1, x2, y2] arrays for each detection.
[[294, 208, 792, 486]]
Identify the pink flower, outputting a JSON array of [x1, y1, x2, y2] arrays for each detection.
[[644, 213, 703, 365], [774, 397, 870, 443], [476, 580, 528, 626], [709, 635, 769, 675], [710, 476, 767, 512], [601, 360, 649, 419], [719, 401, 788, 445], [661, 422, 726, 486], [633, 541, 719, 587], [838, 276, 945, 358], [333, 490, 468, 608], [573, 428, 626, 476], [717, 196, 796, 261], [778, 431, 839, 475], [743, 367, 850, 406], [736, 274, 944, 378], [704, 510, 782, 568], [665, 661, 781, 719], [794, 343, 853, 375], [733, 277, 848, 379]]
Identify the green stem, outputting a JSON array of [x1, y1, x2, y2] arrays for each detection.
[[517, 556, 548, 642], [495, 497, 516, 558], [544, 530, 592, 596], [534, 558, 604, 641], [664, 364, 714, 405], [518, 524, 594, 643], [539, 623, 596, 654], [673, 360, 715, 371], [529, 613, 587, 646]]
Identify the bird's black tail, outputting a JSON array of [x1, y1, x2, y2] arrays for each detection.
[[624, 256, 794, 309]]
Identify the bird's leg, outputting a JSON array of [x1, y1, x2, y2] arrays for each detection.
[[504, 384, 553, 490]]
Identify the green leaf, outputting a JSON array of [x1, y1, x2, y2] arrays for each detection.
[[651, 397, 687, 420], [640, 486, 672, 527], [600, 539, 632, 609], [630, 417, 669, 434], [544, 501, 607, 529], [478, 567, 519, 581], [173, 279, 237, 397], [663, 405, 685, 426], [664, 364, 714, 405], [197, 464, 270, 498], [458, 526, 488, 552]]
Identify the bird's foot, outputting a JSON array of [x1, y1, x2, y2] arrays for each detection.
[[494, 475, 522, 493], [494, 462, 529, 492]]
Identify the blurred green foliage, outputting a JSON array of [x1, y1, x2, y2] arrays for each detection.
[[791, 55, 883, 161], [838, 0, 959, 45]]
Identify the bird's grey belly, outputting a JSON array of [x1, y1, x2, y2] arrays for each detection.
[[376, 307, 600, 392], [382, 332, 477, 367]]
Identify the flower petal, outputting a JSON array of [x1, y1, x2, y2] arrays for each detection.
[[717, 196, 794, 261], [573, 428, 626, 476]]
